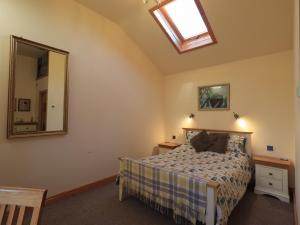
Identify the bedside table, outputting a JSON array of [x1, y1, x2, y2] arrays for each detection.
[[253, 155, 291, 203], [158, 142, 181, 154]]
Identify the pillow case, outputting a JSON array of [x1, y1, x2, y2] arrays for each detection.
[[190, 131, 211, 152], [227, 134, 247, 152], [207, 133, 229, 154], [186, 130, 200, 144]]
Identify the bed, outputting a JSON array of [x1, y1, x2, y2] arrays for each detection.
[[118, 128, 253, 225]]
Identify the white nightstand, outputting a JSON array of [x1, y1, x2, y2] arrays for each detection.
[[158, 142, 181, 154], [254, 155, 291, 203]]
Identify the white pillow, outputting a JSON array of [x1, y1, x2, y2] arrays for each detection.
[[186, 130, 200, 144], [227, 134, 247, 152]]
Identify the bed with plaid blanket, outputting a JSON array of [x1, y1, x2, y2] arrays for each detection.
[[119, 144, 252, 225]]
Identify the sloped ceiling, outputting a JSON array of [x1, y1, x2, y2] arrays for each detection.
[[75, 0, 294, 75]]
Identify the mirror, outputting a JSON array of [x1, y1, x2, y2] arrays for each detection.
[[7, 36, 69, 138]]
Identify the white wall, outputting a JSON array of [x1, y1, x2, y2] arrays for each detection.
[[0, 0, 164, 196], [165, 51, 295, 185], [295, 0, 300, 219]]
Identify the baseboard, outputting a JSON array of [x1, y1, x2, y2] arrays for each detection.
[[46, 175, 117, 204], [295, 191, 298, 225]]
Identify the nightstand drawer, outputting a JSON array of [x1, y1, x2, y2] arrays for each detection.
[[256, 165, 283, 180], [256, 177, 283, 192]]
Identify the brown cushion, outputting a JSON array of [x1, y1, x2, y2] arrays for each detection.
[[190, 131, 212, 152], [207, 133, 229, 154]]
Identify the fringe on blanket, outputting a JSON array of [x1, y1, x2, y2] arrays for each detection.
[[126, 189, 205, 225]]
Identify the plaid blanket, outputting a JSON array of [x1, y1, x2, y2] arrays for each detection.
[[120, 158, 208, 224]]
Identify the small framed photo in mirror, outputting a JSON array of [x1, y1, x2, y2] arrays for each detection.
[[18, 98, 31, 112]]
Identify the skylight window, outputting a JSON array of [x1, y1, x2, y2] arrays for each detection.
[[150, 0, 217, 53], [164, 0, 208, 39]]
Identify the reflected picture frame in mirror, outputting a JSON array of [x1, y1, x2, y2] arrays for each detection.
[[7, 36, 69, 139]]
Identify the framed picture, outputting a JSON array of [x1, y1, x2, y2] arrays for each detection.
[[18, 98, 31, 112], [198, 84, 230, 111]]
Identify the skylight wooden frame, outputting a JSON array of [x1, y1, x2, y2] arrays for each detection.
[[149, 0, 217, 54]]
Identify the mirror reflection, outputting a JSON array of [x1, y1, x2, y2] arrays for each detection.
[[8, 36, 69, 138]]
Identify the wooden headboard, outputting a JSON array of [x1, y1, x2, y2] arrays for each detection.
[[182, 128, 253, 155], [182, 128, 253, 135]]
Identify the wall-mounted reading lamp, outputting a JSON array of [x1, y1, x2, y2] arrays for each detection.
[[233, 112, 240, 120], [143, 0, 161, 4], [189, 113, 195, 119]]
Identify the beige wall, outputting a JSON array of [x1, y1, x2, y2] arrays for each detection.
[[295, 0, 300, 219], [14, 55, 37, 122], [0, 0, 295, 199], [165, 51, 295, 184], [0, 0, 164, 196]]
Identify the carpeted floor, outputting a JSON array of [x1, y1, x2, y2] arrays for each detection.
[[43, 182, 293, 225]]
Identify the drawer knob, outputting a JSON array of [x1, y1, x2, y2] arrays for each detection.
[[269, 173, 273, 176], [269, 182, 273, 186]]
